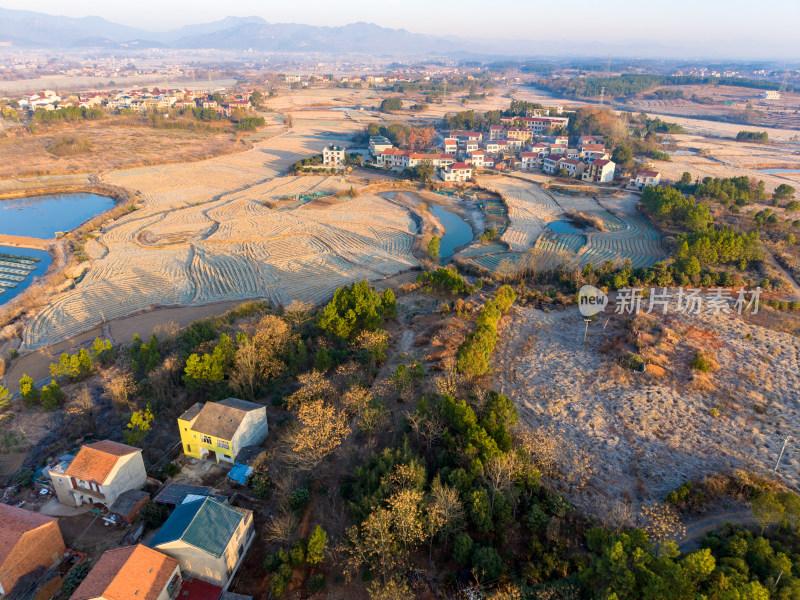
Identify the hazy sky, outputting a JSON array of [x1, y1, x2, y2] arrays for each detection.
[[2, 0, 800, 51]]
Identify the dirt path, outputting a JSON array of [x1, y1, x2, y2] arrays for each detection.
[[0, 234, 52, 250], [679, 509, 756, 551], [768, 252, 800, 301]]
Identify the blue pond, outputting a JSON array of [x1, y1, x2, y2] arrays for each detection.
[[547, 220, 585, 234], [0, 191, 113, 305], [0, 192, 116, 239], [757, 168, 800, 174], [429, 204, 473, 258], [0, 246, 52, 305]]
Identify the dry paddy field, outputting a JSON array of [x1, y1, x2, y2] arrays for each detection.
[[655, 134, 800, 191], [20, 111, 422, 350], [465, 175, 666, 274], [493, 305, 800, 512]]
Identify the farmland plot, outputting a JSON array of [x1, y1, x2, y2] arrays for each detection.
[[462, 175, 666, 275]]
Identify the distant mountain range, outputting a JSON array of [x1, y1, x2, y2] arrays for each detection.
[[0, 8, 465, 55], [0, 7, 795, 59]]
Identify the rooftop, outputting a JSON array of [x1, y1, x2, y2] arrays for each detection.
[[150, 497, 249, 558], [190, 398, 264, 441], [0, 504, 58, 565], [153, 483, 213, 506], [71, 545, 178, 600], [64, 440, 141, 485]]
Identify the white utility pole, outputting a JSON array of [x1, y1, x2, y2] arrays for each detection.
[[773, 436, 791, 476]]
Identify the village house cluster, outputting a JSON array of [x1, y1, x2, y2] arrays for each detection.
[[360, 111, 625, 184], [6, 87, 256, 117], [0, 397, 268, 600]]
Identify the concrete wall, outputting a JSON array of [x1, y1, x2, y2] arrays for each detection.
[[155, 541, 228, 587], [100, 452, 147, 506], [156, 563, 182, 600], [50, 472, 78, 507], [230, 409, 268, 457]]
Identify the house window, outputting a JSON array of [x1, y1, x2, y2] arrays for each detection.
[[217, 440, 230, 450], [201, 435, 212, 444]]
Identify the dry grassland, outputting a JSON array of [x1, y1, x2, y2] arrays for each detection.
[[0, 117, 260, 179], [493, 305, 800, 514]]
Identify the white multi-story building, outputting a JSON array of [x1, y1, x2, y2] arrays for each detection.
[[323, 145, 346, 167], [440, 162, 473, 182], [582, 159, 616, 183]]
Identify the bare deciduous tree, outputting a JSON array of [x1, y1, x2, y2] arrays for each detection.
[[484, 453, 518, 509], [102, 367, 136, 412], [639, 502, 686, 555], [290, 399, 349, 471], [264, 511, 299, 543], [426, 477, 464, 558], [149, 356, 181, 413], [286, 370, 335, 410], [406, 410, 445, 455], [389, 488, 424, 556], [343, 508, 399, 584], [230, 340, 260, 400]]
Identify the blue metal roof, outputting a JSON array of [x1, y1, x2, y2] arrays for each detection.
[[227, 464, 253, 485], [149, 496, 245, 557]]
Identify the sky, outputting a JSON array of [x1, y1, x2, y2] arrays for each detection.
[[2, 0, 800, 56]]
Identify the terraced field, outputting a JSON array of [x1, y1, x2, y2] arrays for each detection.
[[24, 183, 418, 349], [476, 175, 561, 251], [461, 175, 667, 275]]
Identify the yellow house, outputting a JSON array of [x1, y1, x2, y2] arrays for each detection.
[[178, 398, 268, 464]]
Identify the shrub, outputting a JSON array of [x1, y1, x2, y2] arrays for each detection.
[[19, 374, 39, 406], [453, 532, 474, 564], [13, 467, 33, 487], [290, 486, 310, 511], [270, 563, 293, 597], [46, 136, 93, 157], [62, 563, 91, 599], [417, 267, 474, 296], [40, 380, 65, 410], [318, 281, 393, 339], [472, 546, 504, 582], [160, 462, 181, 478], [690, 351, 716, 373], [494, 284, 517, 312], [140, 501, 168, 530], [620, 351, 645, 371], [307, 574, 325, 592]]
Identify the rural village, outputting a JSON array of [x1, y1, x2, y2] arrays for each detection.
[[0, 14, 800, 599]]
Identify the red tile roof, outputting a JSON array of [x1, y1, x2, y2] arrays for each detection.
[[639, 170, 660, 177], [0, 504, 58, 565], [592, 159, 612, 167], [65, 440, 140, 485], [178, 579, 222, 600], [71, 546, 178, 600], [450, 162, 471, 169]]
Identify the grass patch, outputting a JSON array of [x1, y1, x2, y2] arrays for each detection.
[[46, 136, 93, 157]]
